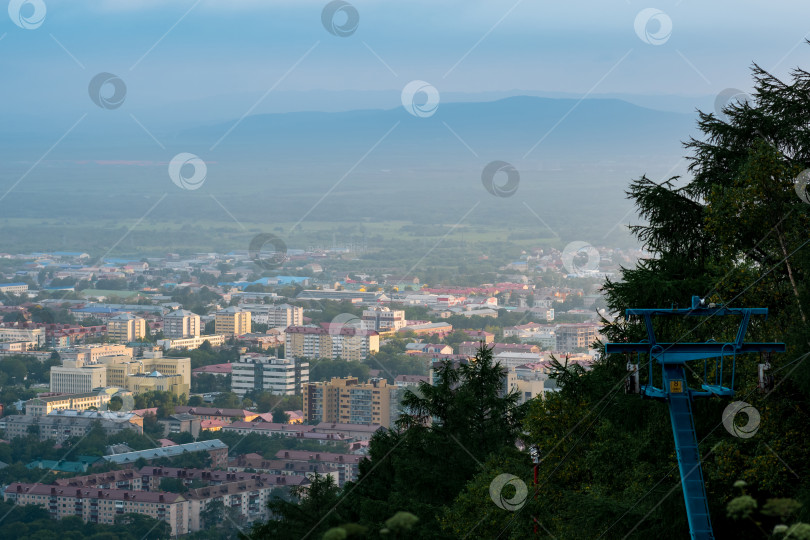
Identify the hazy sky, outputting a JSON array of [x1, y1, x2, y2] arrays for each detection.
[[2, 0, 809, 125]]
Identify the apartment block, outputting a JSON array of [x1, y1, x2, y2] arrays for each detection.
[[361, 306, 406, 332], [0, 410, 143, 443], [4, 483, 187, 536], [245, 303, 303, 328], [231, 354, 309, 396], [106, 313, 146, 343], [285, 325, 379, 361], [303, 377, 392, 427], [215, 307, 251, 337], [555, 324, 598, 351], [162, 309, 201, 339]]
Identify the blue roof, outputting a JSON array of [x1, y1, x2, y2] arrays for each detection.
[[1, 282, 27, 287], [72, 307, 118, 314]]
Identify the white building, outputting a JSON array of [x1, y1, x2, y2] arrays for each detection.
[[245, 304, 303, 328], [162, 309, 201, 339], [0, 327, 45, 347], [493, 351, 544, 370], [50, 364, 107, 394], [231, 354, 309, 396], [362, 307, 406, 332]]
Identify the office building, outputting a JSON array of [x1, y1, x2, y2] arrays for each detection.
[[50, 365, 107, 394], [0, 327, 45, 347], [24, 390, 129, 416], [157, 334, 226, 351]]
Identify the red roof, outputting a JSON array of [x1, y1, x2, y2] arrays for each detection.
[[191, 363, 232, 375]]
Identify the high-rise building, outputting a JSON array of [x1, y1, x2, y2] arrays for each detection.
[[106, 313, 146, 343], [215, 307, 251, 337], [285, 325, 379, 361], [303, 377, 392, 426], [362, 307, 406, 332], [231, 354, 309, 396], [162, 309, 201, 339]]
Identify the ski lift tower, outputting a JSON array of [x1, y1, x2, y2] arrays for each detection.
[[605, 296, 785, 540]]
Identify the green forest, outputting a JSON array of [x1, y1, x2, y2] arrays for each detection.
[[243, 64, 810, 539]]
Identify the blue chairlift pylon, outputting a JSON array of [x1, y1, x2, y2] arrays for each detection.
[[605, 295, 785, 540]]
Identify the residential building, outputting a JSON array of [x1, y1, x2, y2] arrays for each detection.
[[162, 309, 201, 339], [215, 307, 251, 337], [245, 303, 303, 328], [54, 469, 144, 491], [106, 313, 146, 343], [493, 351, 544, 370], [231, 354, 309, 396], [458, 342, 541, 357], [158, 413, 201, 438], [311, 422, 385, 441], [555, 324, 598, 351], [4, 483, 187, 535], [285, 325, 379, 361], [173, 406, 259, 423], [361, 307, 406, 332], [303, 377, 393, 427], [0, 410, 143, 443], [296, 289, 382, 303], [397, 322, 453, 337], [394, 374, 429, 388]]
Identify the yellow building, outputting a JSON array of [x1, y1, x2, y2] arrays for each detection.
[[215, 307, 251, 337], [82, 354, 192, 398], [303, 377, 391, 426], [106, 313, 147, 343], [25, 391, 127, 416], [127, 371, 188, 397]]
